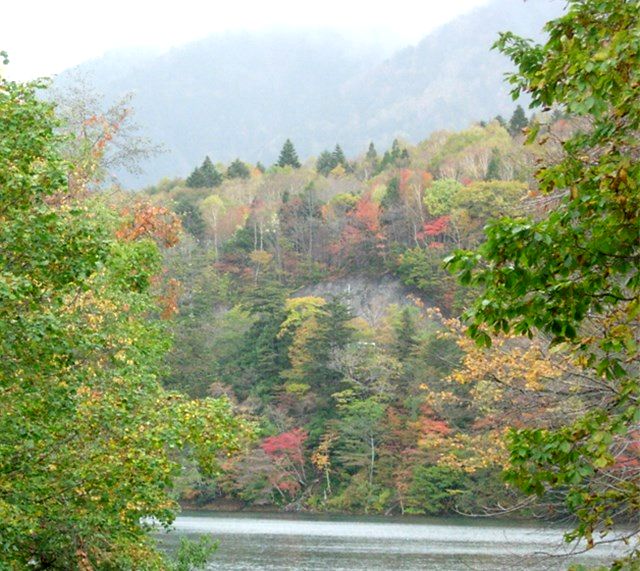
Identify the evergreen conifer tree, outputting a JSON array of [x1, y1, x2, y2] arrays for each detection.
[[485, 148, 502, 180], [508, 105, 529, 136], [304, 299, 355, 403], [366, 142, 378, 162], [391, 139, 402, 160], [381, 177, 401, 209], [276, 139, 301, 169], [332, 144, 347, 167], [316, 150, 335, 176], [186, 156, 222, 188], [227, 158, 251, 179], [393, 307, 419, 362]]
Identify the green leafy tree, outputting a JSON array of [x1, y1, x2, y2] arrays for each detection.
[[0, 73, 248, 569], [276, 139, 301, 169], [447, 1, 640, 564], [392, 307, 420, 362]]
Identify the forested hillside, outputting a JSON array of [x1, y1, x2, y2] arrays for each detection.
[[4, 1, 638, 569], [57, 0, 564, 186], [138, 111, 578, 515]]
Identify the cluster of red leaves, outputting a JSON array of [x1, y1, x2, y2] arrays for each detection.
[[413, 405, 452, 436], [421, 215, 450, 238], [353, 195, 381, 233], [261, 428, 308, 464], [329, 194, 386, 261]]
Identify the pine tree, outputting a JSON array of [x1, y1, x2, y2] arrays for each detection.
[[381, 177, 401, 209], [276, 139, 301, 169], [390, 139, 402, 160], [332, 144, 347, 167], [485, 148, 502, 180], [316, 150, 335, 176], [392, 307, 419, 362], [227, 158, 251, 179], [508, 105, 529, 136], [366, 142, 378, 162], [186, 156, 222, 188], [304, 299, 355, 403]]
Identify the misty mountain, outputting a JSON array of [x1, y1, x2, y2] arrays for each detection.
[[57, 0, 565, 187]]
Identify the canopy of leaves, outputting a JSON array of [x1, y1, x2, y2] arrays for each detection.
[[0, 74, 249, 570], [447, 0, 640, 563]]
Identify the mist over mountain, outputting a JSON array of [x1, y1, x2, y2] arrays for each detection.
[[57, 0, 565, 187]]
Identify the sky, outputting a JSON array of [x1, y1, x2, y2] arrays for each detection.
[[2, 0, 491, 80]]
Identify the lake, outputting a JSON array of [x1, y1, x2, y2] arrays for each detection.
[[161, 511, 618, 570]]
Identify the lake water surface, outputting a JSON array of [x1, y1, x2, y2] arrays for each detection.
[[163, 511, 617, 570]]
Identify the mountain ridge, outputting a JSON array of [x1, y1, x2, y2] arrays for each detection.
[[56, 0, 565, 187]]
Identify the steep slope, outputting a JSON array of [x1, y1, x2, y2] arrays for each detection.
[[340, 0, 564, 143]]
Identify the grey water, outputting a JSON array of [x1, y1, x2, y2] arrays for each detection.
[[161, 511, 619, 570]]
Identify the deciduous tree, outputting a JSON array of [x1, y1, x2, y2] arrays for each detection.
[[447, 1, 640, 563]]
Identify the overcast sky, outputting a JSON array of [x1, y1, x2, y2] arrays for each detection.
[[2, 0, 492, 80]]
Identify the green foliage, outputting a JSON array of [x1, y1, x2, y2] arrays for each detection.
[[174, 198, 207, 242], [485, 147, 502, 180], [423, 179, 463, 217], [226, 158, 251, 179], [186, 156, 222, 188], [405, 466, 469, 515], [316, 145, 348, 176], [332, 144, 347, 168], [396, 246, 456, 304], [366, 142, 378, 162], [448, 0, 640, 562], [169, 537, 218, 571], [0, 75, 248, 570], [316, 150, 335, 176], [507, 104, 529, 137], [276, 139, 301, 169]]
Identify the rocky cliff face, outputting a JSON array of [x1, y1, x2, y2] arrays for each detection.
[[293, 275, 428, 326]]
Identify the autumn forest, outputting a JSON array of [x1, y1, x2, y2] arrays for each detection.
[[1, 0, 639, 570]]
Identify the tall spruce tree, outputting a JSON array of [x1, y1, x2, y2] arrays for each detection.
[[303, 299, 355, 404], [507, 105, 529, 136], [332, 144, 347, 168], [186, 156, 222, 188], [276, 139, 301, 169], [316, 150, 335, 176], [485, 148, 502, 180], [366, 142, 378, 162]]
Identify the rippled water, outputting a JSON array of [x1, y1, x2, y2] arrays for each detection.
[[161, 511, 617, 570]]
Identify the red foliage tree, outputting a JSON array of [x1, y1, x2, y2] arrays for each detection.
[[261, 428, 309, 498]]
